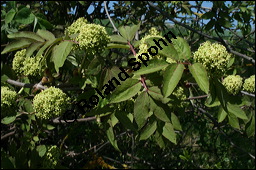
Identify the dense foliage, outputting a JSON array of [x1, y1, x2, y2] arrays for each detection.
[[1, 1, 255, 169]]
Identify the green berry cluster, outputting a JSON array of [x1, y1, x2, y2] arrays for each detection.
[[42, 145, 60, 169], [65, 17, 88, 35], [243, 75, 255, 93], [33, 87, 70, 120], [222, 75, 243, 95], [66, 17, 110, 55], [12, 49, 43, 77], [1, 86, 18, 117], [193, 41, 232, 76], [169, 86, 189, 108], [135, 27, 163, 62]]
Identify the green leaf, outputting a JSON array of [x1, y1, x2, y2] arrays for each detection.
[[36, 38, 61, 58], [1, 75, 9, 83], [100, 66, 120, 89], [109, 78, 141, 103], [182, 4, 192, 15], [1, 39, 33, 54], [37, 17, 53, 30], [115, 111, 136, 131], [106, 123, 120, 151], [128, 23, 140, 41], [246, 115, 255, 137], [202, 11, 215, 19], [139, 120, 157, 140], [118, 23, 140, 42], [214, 79, 229, 113], [33, 136, 39, 142], [5, 9, 16, 24], [148, 86, 170, 103], [218, 106, 227, 123], [227, 102, 248, 120], [36, 145, 46, 157], [67, 55, 78, 66], [51, 41, 74, 73], [162, 122, 177, 144], [15, 7, 35, 24], [189, 63, 209, 94], [33, 16, 38, 32], [149, 97, 170, 122], [1, 116, 16, 124], [143, 36, 179, 60], [205, 19, 216, 31], [154, 130, 166, 148], [227, 57, 235, 68], [23, 99, 34, 113], [171, 112, 182, 131], [119, 26, 129, 41], [46, 124, 55, 130], [134, 91, 150, 129], [205, 80, 219, 107], [162, 63, 185, 97], [133, 59, 169, 76], [7, 31, 45, 42], [26, 41, 44, 58], [110, 35, 128, 43], [36, 29, 55, 41], [228, 114, 240, 129], [110, 113, 119, 127], [172, 37, 191, 60], [107, 43, 130, 49]]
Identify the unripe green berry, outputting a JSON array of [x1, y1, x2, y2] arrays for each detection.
[[135, 34, 163, 62], [65, 17, 88, 35], [12, 49, 26, 75], [12, 49, 43, 77], [75, 24, 110, 54], [42, 145, 60, 169], [33, 87, 70, 120], [193, 41, 232, 76], [243, 75, 255, 93], [22, 55, 43, 77], [1, 86, 18, 117], [149, 27, 160, 36], [166, 57, 176, 64], [169, 86, 189, 108], [222, 75, 243, 95]]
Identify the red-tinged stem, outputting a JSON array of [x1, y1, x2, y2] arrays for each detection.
[[127, 41, 148, 92], [140, 75, 148, 92], [127, 41, 137, 56]]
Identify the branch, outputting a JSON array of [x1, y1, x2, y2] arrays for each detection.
[[104, 1, 119, 34], [186, 95, 208, 100], [6, 79, 84, 91], [6, 79, 46, 90], [197, 107, 255, 160], [52, 116, 96, 124], [241, 91, 255, 97], [147, 2, 255, 64], [1, 131, 15, 140]]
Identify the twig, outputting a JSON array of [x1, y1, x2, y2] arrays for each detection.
[[241, 91, 255, 97], [6, 79, 47, 90], [186, 95, 208, 100], [6, 79, 84, 91], [52, 116, 96, 124], [104, 1, 119, 34], [1, 131, 15, 140]]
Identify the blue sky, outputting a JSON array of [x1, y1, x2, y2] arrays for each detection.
[[84, 1, 218, 24], [72, 1, 254, 29]]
